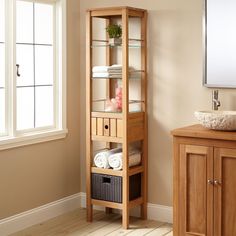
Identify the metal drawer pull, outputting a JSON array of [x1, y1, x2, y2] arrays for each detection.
[[16, 64, 21, 77], [208, 180, 213, 185], [104, 125, 109, 130]]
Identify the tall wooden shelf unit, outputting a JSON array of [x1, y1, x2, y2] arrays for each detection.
[[86, 6, 148, 229]]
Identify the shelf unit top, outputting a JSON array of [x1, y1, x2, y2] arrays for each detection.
[[87, 6, 147, 18]]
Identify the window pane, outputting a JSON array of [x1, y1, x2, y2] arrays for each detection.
[[35, 45, 53, 85], [0, 89, 5, 134], [16, 44, 34, 86], [35, 3, 53, 45], [0, 44, 5, 87], [35, 86, 53, 128], [0, 0, 5, 42], [17, 87, 34, 130], [16, 1, 33, 44]]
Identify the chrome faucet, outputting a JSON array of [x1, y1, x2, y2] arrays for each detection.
[[212, 90, 221, 110]]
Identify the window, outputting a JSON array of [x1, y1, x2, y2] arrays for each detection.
[[0, 0, 6, 135], [0, 0, 67, 150]]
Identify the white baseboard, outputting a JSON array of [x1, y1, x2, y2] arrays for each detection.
[[0, 193, 82, 236], [147, 203, 173, 223], [0, 192, 172, 235], [79, 192, 173, 224]]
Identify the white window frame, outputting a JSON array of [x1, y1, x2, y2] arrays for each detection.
[[0, 0, 67, 150]]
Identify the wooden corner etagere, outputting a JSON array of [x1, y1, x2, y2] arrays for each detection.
[[86, 6, 148, 229]]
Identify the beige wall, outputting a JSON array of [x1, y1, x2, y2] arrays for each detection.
[[2, 0, 236, 220], [79, 0, 236, 207], [0, 0, 80, 219]]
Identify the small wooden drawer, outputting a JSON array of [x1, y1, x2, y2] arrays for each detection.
[[91, 112, 144, 142], [91, 116, 123, 138]]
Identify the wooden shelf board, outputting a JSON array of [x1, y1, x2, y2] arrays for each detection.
[[91, 165, 144, 177], [129, 165, 144, 176], [91, 167, 123, 176], [129, 197, 143, 209], [92, 112, 122, 119], [91, 111, 144, 119], [88, 6, 146, 18], [91, 199, 123, 209], [92, 135, 123, 143]]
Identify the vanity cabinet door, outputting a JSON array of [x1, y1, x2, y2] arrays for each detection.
[[179, 145, 213, 236], [214, 148, 236, 236]]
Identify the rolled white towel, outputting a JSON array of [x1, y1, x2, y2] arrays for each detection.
[[94, 148, 122, 169], [108, 152, 141, 170], [129, 153, 142, 167], [108, 153, 122, 170]]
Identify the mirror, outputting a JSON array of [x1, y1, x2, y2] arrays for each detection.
[[204, 0, 236, 88]]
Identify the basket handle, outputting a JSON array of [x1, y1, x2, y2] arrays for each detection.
[[102, 177, 111, 184]]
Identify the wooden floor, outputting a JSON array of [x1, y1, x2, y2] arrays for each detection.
[[11, 208, 173, 236]]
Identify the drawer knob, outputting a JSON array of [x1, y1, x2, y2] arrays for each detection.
[[214, 180, 221, 186], [208, 179, 213, 185], [104, 125, 109, 130]]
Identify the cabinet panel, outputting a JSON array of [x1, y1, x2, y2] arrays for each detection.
[[214, 148, 236, 236], [92, 118, 97, 135], [110, 119, 117, 137], [117, 119, 123, 138], [179, 145, 213, 236], [97, 118, 104, 136]]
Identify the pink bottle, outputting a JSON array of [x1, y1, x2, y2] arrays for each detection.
[[115, 80, 122, 112]]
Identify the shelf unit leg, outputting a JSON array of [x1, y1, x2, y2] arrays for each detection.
[[141, 202, 147, 220], [122, 206, 129, 229], [141, 10, 148, 221], [87, 204, 93, 222]]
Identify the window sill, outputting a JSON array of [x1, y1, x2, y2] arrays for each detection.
[[0, 129, 68, 151]]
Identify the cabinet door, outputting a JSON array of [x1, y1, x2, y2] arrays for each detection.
[[179, 145, 213, 236], [214, 148, 236, 236]]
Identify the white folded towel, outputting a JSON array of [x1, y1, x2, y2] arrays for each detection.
[[92, 65, 122, 73], [92, 66, 109, 73], [108, 152, 141, 170], [92, 72, 110, 78], [94, 148, 122, 169], [108, 64, 122, 70], [92, 72, 122, 78], [92, 65, 136, 77]]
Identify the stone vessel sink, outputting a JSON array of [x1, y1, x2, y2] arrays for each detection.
[[194, 111, 236, 131]]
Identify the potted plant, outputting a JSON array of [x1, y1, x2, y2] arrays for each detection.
[[106, 24, 122, 46]]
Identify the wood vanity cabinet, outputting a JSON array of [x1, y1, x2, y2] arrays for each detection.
[[172, 124, 236, 236]]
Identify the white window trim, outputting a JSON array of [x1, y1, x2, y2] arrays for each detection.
[[0, 0, 67, 150]]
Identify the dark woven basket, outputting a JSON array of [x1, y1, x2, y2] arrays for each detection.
[[91, 173, 141, 203]]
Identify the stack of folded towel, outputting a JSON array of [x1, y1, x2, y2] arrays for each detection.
[[92, 65, 134, 78], [92, 65, 122, 78], [93, 148, 141, 170]]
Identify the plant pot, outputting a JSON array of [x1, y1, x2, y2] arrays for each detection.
[[109, 38, 122, 46]]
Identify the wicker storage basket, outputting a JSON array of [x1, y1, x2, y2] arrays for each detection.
[[91, 173, 141, 203]]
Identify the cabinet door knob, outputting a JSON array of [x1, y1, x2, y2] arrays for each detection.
[[214, 180, 221, 186], [208, 180, 213, 185]]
